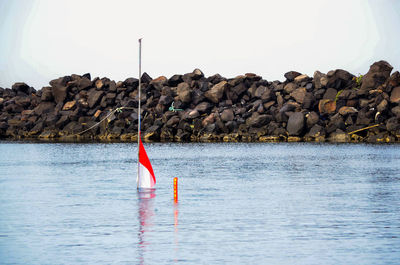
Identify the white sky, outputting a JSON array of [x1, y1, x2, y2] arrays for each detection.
[[0, 0, 399, 89]]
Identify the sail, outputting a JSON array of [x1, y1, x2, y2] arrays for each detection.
[[137, 136, 156, 189]]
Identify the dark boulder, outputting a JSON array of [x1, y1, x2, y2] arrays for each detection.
[[34, 102, 55, 115], [87, 89, 104, 108], [205, 81, 227, 103], [284, 71, 301, 82], [141, 72, 152, 84], [78, 77, 92, 90], [361, 60, 393, 91], [158, 95, 174, 106], [284, 83, 297, 94], [307, 124, 325, 137], [123, 77, 139, 89], [290, 87, 307, 104], [14, 96, 31, 108], [246, 113, 272, 128], [168, 74, 183, 87], [313, 71, 328, 89], [52, 85, 69, 104], [41, 87, 53, 101], [306, 111, 319, 128], [50, 76, 72, 87], [287, 112, 305, 136], [323, 88, 338, 101], [326, 113, 345, 134], [386, 117, 400, 132], [12, 82, 31, 95], [390, 86, 400, 103], [220, 108, 234, 122], [391, 106, 400, 118], [326, 69, 354, 89], [177, 83, 192, 103]]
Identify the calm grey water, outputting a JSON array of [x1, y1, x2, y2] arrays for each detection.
[[0, 142, 400, 265]]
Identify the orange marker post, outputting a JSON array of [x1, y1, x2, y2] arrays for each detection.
[[173, 177, 178, 203]]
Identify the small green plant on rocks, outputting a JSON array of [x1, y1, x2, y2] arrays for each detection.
[[335, 90, 344, 102], [353, 74, 363, 89]]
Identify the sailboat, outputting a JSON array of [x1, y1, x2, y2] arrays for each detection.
[[136, 38, 156, 190]]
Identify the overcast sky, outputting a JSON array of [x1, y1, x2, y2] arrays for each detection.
[[0, 0, 399, 90]]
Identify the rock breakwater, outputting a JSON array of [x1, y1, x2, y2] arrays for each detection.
[[1, 60, 400, 143]]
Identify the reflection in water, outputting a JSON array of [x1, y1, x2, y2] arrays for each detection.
[[137, 189, 156, 265], [174, 203, 179, 263]]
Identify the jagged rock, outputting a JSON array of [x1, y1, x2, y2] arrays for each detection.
[[14, 96, 31, 108], [386, 117, 400, 132], [287, 112, 305, 136], [166, 116, 180, 127], [377, 99, 388, 113], [168, 75, 183, 87], [326, 114, 345, 134], [284, 83, 297, 94], [12, 82, 31, 95], [188, 109, 200, 119], [52, 85, 68, 104], [78, 77, 92, 90], [387, 71, 400, 90], [319, 99, 336, 114], [62, 101, 76, 111], [323, 88, 338, 101], [192, 68, 204, 79], [290, 87, 307, 104], [141, 72, 152, 84], [338, 106, 358, 116], [294, 74, 309, 83], [195, 102, 212, 113], [356, 110, 373, 125], [392, 106, 400, 117], [50, 76, 72, 87], [221, 108, 234, 122], [313, 71, 328, 89], [177, 83, 192, 103], [55, 115, 69, 129], [87, 89, 104, 108], [34, 102, 55, 115], [123, 77, 139, 89], [253, 86, 268, 98], [279, 102, 300, 113], [305, 125, 325, 140], [390, 86, 400, 103], [302, 92, 315, 109], [284, 71, 301, 82], [306, 111, 319, 128], [95, 79, 103, 89], [361, 60, 393, 91], [205, 81, 227, 103], [158, 95, 174, 106], [326, 69, 354, 89], [246, 113, 272, 128], [41, 87, 53, 101]]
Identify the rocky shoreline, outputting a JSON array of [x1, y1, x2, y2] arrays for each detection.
[[1, 60, 400, 143]]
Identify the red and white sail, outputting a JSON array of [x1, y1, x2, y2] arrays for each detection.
[[137, 136, 156, 189]]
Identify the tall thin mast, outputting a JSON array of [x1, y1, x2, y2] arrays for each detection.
[[137, 38, 142, 188]]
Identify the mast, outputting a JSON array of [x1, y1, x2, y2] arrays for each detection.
[[137, 38, 142, 189]]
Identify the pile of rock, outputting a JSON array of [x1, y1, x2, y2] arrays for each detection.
[[1, 60, 399, 143]]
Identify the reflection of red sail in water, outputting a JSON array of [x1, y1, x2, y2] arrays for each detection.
[[137, 137, 156, 189], [137, 190, 155, 265]]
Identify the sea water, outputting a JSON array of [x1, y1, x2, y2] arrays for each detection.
[[0, 142, 399, 264]]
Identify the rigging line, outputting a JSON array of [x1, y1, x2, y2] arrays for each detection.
[[347, 124, 381, 135], [72, 106, 136, 136]]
